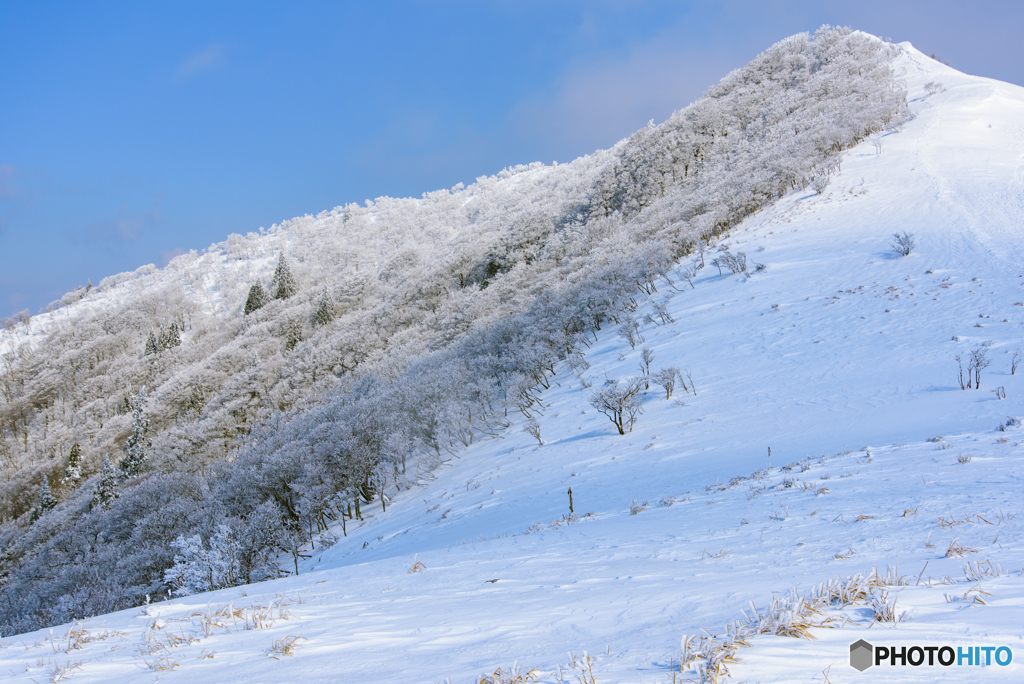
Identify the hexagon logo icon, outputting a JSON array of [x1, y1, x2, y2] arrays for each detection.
[[850, 639, 873, 671]]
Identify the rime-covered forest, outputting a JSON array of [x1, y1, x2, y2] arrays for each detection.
[[0, 28, 908, 635]]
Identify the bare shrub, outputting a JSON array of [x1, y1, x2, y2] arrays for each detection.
[[890, 232, 915, 256], [653, 367, 679, 399], [523, 418, 543, 446]]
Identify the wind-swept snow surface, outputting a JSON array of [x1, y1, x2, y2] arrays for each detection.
[[2, 43, 1024, 683]]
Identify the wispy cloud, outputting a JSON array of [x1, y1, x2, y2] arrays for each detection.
[[0, 165, 20, 201], [77, 195, 164, 244], [159, 247, 186, 266], [509, 38, 737, 158], [0, 164, 46, 234], [175, 43, 226, 81]]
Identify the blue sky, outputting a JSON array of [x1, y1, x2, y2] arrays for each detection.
[[2, 0, 1021, 318]]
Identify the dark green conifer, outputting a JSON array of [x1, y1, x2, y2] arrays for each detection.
[[312, 290, 337, 327], [271, 253, 297, 300], [63, 442, 82, 484], [144, 332, 159, 355], [244, 281, 268, 315]]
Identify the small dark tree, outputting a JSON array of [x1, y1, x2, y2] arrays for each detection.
[[312, 290, 337, 327], [62, 442, 82, 484], [159, 323, 181, 349], [589, 377, 646, 435], [244, 282, 268, 315], [92, 455, 118, 509], [272, 253, 297, 300], [144, 332, 159, 356], [284, 321, 302, 352], [119, 386, 149, 479]]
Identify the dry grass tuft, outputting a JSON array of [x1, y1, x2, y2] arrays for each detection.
[[476, 661, 540, 684], [408, 554, 427, 573], [556, 652, 598, 684], [964, 559, 1005, 581], [944, 538, 978, 558], [267, 635, 303, 659], [869, 589, 907, 623]]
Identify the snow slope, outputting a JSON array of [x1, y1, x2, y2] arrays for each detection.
[[3, 42, 1024, 683]]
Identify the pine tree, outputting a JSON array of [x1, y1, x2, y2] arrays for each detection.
[[144, 332, 159, 355], [32, 478, 56, 520], [159, 323, 181, 349], [119, 386, 149, 479], [92, 455, 117, 509], [312, 290, 337, 327], [63, 442, 82, 484], [244, 282, 268, 315], [271, 253, 297, 300]]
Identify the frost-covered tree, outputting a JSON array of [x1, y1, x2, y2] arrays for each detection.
[[119, 386, 149, 479], [163, 525, 241, 596], [62, 442, 83, 484], [244, 281, 268, 314], [92, 455, 118, 508], [31, 478, 56, 520], [144, 332, 159, 355], [653, 367, 680, 399], [159, 323, 181, 349], [272, 253, 297, 300], [312, 290, 337, 327], [589, 377, 646, 434]]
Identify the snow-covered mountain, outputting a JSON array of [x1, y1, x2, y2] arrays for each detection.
[[2, 34, 1024, 683]]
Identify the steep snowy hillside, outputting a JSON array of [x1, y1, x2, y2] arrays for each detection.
[[1, 27, 910, 636], [1, 42, 1021, 683]]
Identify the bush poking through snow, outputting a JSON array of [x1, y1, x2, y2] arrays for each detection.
[[890, 232, 915, 256], [629, 499, 648, 515], [523, 418, 543, 446], [408, 555, 426, 574]]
